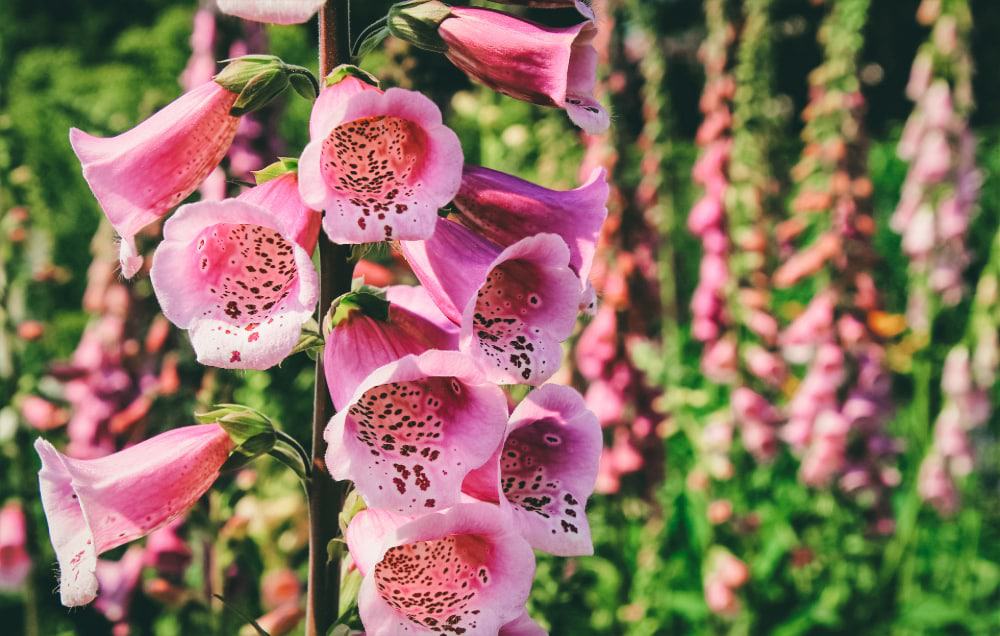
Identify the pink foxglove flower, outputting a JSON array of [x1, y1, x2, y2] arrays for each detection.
[[345, 503, 535, 635], [217, 0, 326, 24], [325, 351, 508, 513], [93, 546, 145, 624], [435, 6, 609, 133], [150, 199, 319, 370], [69, 81, 240, 278], [324, 286, 459, 410], [463, 384, 600, 556], [452, 165, 608, 286], [0, 501, 31, 590], [35, 424, 233, 606], [237, 170, 322, 253], [299, 74, 463, 243], [402, 219, 580, 385]]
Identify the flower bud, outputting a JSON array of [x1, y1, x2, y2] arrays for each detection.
[[214, 55, 318, 116], [387, 0, 452, 54]]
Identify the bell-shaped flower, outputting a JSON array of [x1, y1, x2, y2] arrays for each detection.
[[463, 383, 600, 556], [401, 219, 581, 385], [452, 165, 608, 287], [0, 501, 31, 590], [299, 71, 463, 243], [35, 424, 233, 607], [325, 350, 508, 514], [150, 199, 319, 370], [70, 81, 240, 278], [345, 503, 535, 635], [217, 0, 326, 24], [324, 285, 459, 410], [389, 3, 608, 133], [238, 167, 322, 253]]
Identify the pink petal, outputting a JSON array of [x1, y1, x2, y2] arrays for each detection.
[[237, 172, 322, 253], [501, 611, 548, 636], [93, 546, 145, 623], [324, 288, 460, 410], [386, 284, 461, 338], [344, 508, 411, 577], [352, 503, 535, 635], [150, 199, 319, 370], [217, 0, 326, 24], [35, 425, 231, 607], [0, 502, 32, 590], [324, 351, 508, 514], [69, 82, 239, 277], [299, 85, 463, 243], [463, 384, 600, 556], [453, 166, 608, 284]]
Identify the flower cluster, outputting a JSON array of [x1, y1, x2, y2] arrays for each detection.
[[893, 0, 979, 333], [41, 1, 609, 632], [703, 549, 750, 617]]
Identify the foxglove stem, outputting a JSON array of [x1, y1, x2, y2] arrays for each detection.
[[306, 2, 354, 635]]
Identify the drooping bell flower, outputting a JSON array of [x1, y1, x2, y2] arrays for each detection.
[[70, 56, 318, 278], [0, 501, 31, 590], [452, 165, 608, 286], [489, 0, 595, 20], [325, 350, 508, 514], [388, 2, 609, 133], [93, 546, 145, 625], [462, 383, 600, 556], [217, 0, 326, 24], [324, 285, 459, 410], [35, 424, 233, 606], [401, 218, 580, 385], [150, 199, 319, 370], [298, 67, 463, 243], [238, 165, 322, 253], [345, 503, 535, 635]]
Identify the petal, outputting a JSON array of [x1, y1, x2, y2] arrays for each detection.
[[386, 285, 461, 338], [324, 351, 508, 514], [501, 611, 548, 636], [216, 0, 326, 24], [344, 508, 411, 576], [237, 172, 322, 253], [93, 546, 145, 623], [151, 199, 318, 370]]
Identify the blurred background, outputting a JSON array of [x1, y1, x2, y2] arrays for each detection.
[[1, 0, 999, 634]]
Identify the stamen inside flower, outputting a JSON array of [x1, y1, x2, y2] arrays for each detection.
[[374, 534, 491, 632]]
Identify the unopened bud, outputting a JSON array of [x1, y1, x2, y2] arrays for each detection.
[[387, 0, 452, 53]]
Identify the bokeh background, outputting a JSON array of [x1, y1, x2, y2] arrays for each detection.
[[1, 0, 999, 634]]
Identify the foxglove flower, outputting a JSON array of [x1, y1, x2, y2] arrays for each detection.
[[70, 81, 240, 278], [0, 501, 31, 590], [325, 351, 508, 513], [463, 383, 600, 556], [401, 219, 580, 385], [452, 165, 608, 286], [150, 199, 319, 370], [237, 169, 322, 253], [35, 424, 233, 606], [389, 2, 609, 133], [345, 503, 535, 635], [299, 71, 463, 243], [218, 0, 326, 24], [324, 286, 459, 409]]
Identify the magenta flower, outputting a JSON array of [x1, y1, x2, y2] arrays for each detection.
[[0, 501, 31, 590], [345, 503, 535, 635], [324, 351, 508, 514], [150, 199, 319, 370], [35, 424, 233, 606], [324, 286, 459, 410], [463, 383, 600, 556], [217, 0, 326, 24], [237, 170, 322, 253], [69, 81, 240, 278], [402, 219, 581, 385], [299, 74, 463, 243], [93, 546, 145, 625], [436, 6, 609, 133], [452, 165, 609, 285]]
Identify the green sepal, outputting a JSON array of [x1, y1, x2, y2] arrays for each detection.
[[289, 317, 324, 359], [288, 72, 318, 100], [338, 569, 364, 620], [325, 288, 390, 333], [324, 64, 381, 89], [387, 0, 452, 53], [268, 430, 312, 483], [196, 403, 275, 445], [338, 489, 368, 536], [220, 431, 277, 473], [354, 25, 391, 62], [230, 68, 289, 117], [252, 157, 299, 185], [214, 55, 319, 116]]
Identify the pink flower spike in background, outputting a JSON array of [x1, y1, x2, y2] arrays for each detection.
[[69, 81, 240, 278], [35, 424, 233, 607], [401, 219, 581, 385], [237, 170, 322, 254], [150, 199, 319, 370], [325, 350, 508, 514], [93, 546, 145, 625], [324, 285, 459, 410], [0, 502, 32, 590], [345, 503, 536, 635], [299, 71, 463, 243], [217, 0, 326, 24], [452, 165, 609, 287], [436, 6, 609, 133], [463, 383, 601, 556]]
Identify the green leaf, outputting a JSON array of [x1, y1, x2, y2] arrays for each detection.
[[354, 26, 391, 63]]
